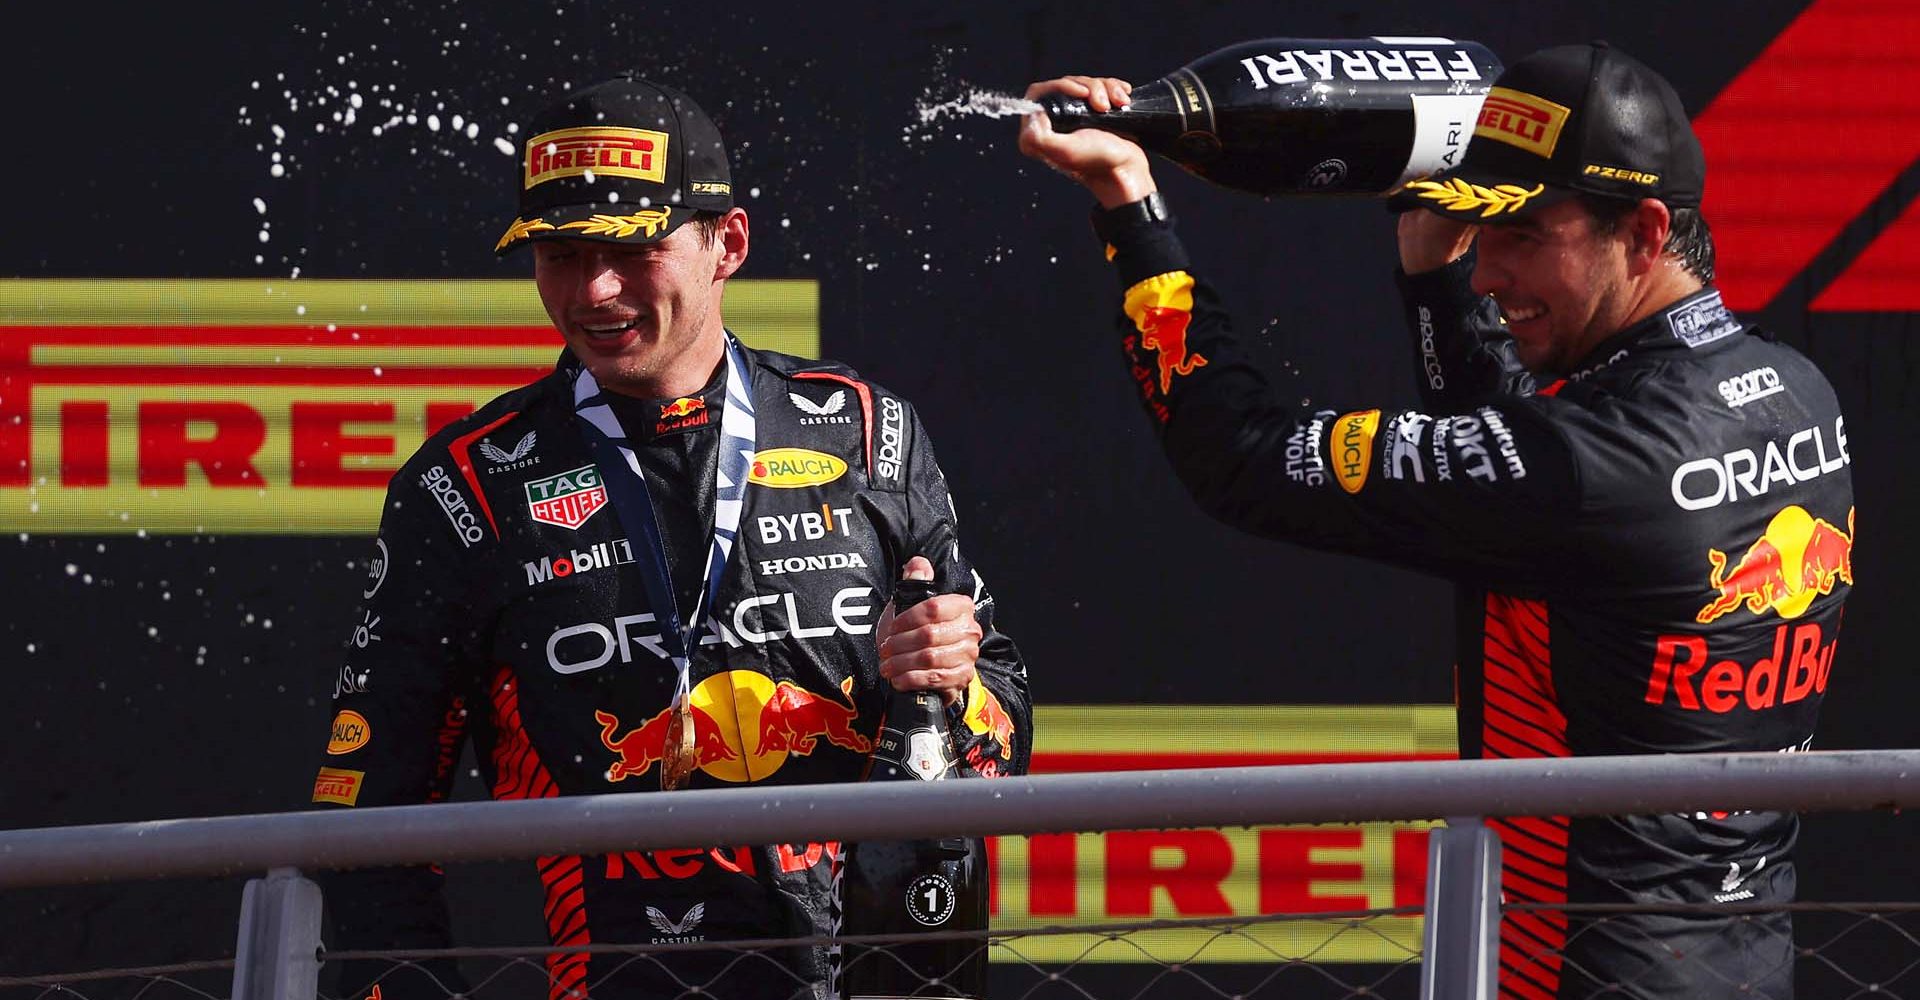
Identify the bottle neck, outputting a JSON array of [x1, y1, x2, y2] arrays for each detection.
[[1041, 77, 1194, 149]]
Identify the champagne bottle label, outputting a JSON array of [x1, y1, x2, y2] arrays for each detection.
[[1403, 93, 1490, 185], [1043, 36, 1503, 197], [905, 874, 958, 926], [904, 728, 950, 780]]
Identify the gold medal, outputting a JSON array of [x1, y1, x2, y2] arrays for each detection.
[[660, 694, 698, 791]]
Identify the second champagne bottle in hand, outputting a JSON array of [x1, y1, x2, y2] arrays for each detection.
[[1039, 36, 1503, 197], [840, 576, 988, 1000]]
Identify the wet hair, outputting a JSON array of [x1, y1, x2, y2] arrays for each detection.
[[687, 210, 725, 247], [1578, 194, 1716, 286]]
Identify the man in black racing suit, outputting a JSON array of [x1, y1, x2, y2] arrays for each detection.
[[1021, 44, 1851, 1000], [309, 76, 1031, 1000]]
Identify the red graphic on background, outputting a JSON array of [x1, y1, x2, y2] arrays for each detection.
[[1696, 0, 1920, 312]]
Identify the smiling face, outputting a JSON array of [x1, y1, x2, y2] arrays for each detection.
[[1471, 198, 1639, 378], [531, 209, 748, 398]]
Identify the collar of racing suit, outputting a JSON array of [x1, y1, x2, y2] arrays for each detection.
[[594, 354, 730, 444], [1562, 286, 1751, 383]]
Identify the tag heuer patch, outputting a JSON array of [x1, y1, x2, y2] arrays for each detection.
[[525, 464, 608, 529]]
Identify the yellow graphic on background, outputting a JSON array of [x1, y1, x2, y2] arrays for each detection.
[[989, 704, 1456, 964], [0, 278, 818, 534]]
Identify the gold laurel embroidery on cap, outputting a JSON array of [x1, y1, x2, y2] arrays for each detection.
[[556, 209, 675, 240], [495, 217, 556, 252], [1405, 178, 1546, 218]]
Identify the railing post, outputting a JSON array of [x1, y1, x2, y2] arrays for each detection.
[[1420, 816, 1501, 1000], [232, 866, 323, 1000]]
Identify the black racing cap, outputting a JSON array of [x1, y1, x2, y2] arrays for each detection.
[[494, 75, 734, 254], [1396, 42, 1705, 221]]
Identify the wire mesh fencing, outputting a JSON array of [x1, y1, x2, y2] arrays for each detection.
[[1499, 901, 1920, 1000], [0, 910, 1423, 1000], [6, 903, 1918, 1000]]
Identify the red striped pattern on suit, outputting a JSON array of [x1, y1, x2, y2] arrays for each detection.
[[1483, 594, 1571, 1000], [489, 665, 591, 1000]]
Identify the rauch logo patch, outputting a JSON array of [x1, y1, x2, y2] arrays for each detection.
[[748, 449, 847, 489]]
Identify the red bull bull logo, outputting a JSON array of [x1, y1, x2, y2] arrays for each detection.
[[1122, 273, 1207, 396], [756, 678, 872, 756], [1138, 306, 1207, 393], [1697, 505, 1854, 624], [596, 705, 738, 782], [960, 677, 1018, 778], [654, 396, 711, 435], [595, 672, 869, 784], [659, 397, 704, 419]]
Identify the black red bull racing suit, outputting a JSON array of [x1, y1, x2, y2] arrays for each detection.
[[309, 343, 1031, 1000], [1100, 211, 1852, 1000]]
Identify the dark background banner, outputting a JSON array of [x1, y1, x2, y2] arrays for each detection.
[[4, 0, 1914, 994]]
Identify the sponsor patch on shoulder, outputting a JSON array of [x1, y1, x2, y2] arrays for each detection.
[[1719, 366, 1784, 408], [1331, 410, 1382, 494], [1665, 291, 1739, 348], [873, 395, 911, 491]]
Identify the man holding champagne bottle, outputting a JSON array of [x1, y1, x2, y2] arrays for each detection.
[[1020, 41, 1852, 1000], [310, 73, 1029, 1000]]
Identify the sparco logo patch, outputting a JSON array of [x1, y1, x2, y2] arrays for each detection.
[[525, 465, 608, 529], [420, 465, 486, 547], [876, 396, 906, 483], [1720, 367, 1784, 408], [1417, 305, 1444, 391], [525, 127, 667, 189]]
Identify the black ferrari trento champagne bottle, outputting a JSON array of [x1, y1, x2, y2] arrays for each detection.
[[1040, 36, 1503, 196], [841, 576, 988, 1000]]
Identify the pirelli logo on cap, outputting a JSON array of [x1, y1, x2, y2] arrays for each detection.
[[526, 127, 668, 189], [312, 766, 365, 806], [1475, 87, 1572, 159]]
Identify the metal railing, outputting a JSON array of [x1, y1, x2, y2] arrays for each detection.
[[1, 750, 1915, 1000]]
